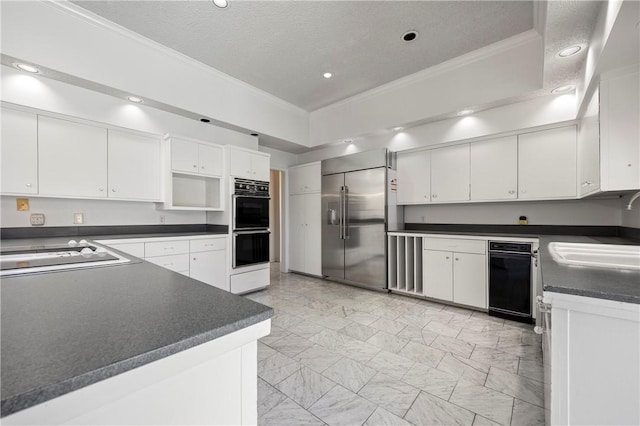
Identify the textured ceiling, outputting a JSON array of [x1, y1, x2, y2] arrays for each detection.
[[71, 0, 534, 111]]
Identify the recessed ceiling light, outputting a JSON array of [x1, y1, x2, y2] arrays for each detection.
[[211, 0, 228, 8], [402, 31, 419, 42], [323, 72, 333, 79], [127, 96, 143, 103], [344, 139, 353, 144], [393, 127, 404, 132], [200, 118, 210, 123], [250, 133, 259, 137], [14, 63, 40, 73], [551, 85, 575, 94], [557, 45, 584, 58], [458, 109, 474, 116]]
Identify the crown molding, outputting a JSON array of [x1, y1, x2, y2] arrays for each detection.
[[42, 0, 308, 117], [311, 29, 542, 114]]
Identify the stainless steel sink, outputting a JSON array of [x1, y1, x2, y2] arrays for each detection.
[[0, 242, 131, 276], [548, 242, 640, 271]]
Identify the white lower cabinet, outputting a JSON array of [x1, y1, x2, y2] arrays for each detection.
[[423, 237, 487, 309], [190, 238, 228, 291]]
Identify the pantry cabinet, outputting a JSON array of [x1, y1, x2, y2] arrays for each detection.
[[38, 115, 108, 198], [600, 66, 640, 191], [470, 136, 518, 201], [431, 144, 470, 202], [228, 147, 270, 181], [288, 162, 321, 194], [397, 150, 431, 204], [108, 130, 161, 201], [1, 107, 38, 195], [518, 126, 577, 200], [288, 193, 321, 276]]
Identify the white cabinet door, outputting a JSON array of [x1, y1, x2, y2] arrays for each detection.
[[289, 163, 321, 194], [431, 144, 470, 202], [453, 252, 487, 309], [304, 193, 322, 276], [288, 194, 305, 272], [518, 126, 577, 199], [229, 149, 252, 179], [600, 69, 640, 191], [470, 136, 518, 201], [38, 116, 108, 198], [251, 153, 270, 181], [288, 166, 303, 194], [423, 250, 453, 302], [190, 250, 228, 291], [1, 108, 38, 194], [397, 150, 431, 204], [578, 88, 601, 196], [198, 144, 223, 177], [171, 138, 199, 174], [108, 130, 161, 201]]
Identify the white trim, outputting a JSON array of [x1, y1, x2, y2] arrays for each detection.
[[43, 0, 307, 116]]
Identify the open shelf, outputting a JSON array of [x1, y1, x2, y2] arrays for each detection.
[[387, 234, 424, 296], [161, 172, 223, 211]]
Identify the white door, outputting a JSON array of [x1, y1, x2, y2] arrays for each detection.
[[1, 108, 38, 194], [190, 250, 228, 291], [453, 252, 487, 309], [108, 130, 161, 201], [38, 116, 108, 198], [397, 150, 431, 204], [229, 149, 252, 179], [251, 154, 270, 181], [171, 138, 199, 174], [470, 136, 518, 201], [288, 194, 305, 272], [431, 144, 470, 202], [304, 193, 322, 276], [423, 250, 453, 302], [518, 126, 577, 199], [198, 144, 223, 177]]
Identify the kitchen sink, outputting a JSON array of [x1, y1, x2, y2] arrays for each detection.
[[548, 242, 640, 271], [0, 241, 131, 276]]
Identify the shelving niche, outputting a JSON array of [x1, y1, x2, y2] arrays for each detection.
[[388, 234, 424, 296]]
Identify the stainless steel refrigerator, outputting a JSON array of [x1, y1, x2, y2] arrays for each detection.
[[321, 149, 401, 290]]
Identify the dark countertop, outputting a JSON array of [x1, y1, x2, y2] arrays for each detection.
[[0, 236, 272, 417], [391, 228, 640, 304]]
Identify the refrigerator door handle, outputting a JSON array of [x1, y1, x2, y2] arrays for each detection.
[[344, 185, 350, 239], [339, 186, 345, 240]]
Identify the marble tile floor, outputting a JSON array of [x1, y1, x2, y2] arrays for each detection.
[[246, 264, 544, 426]]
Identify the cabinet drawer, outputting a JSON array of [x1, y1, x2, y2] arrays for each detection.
[[146, 254, 190, 273], [424, 238, 486, 254], [107, 242, 145, 258], [190, 238, 226, 253], [145, 240, 189, 257], [230, 268, 269, 294]]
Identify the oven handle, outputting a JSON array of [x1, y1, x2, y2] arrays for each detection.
[[232, 194, 271, 199], [233, 230, 271, 235]]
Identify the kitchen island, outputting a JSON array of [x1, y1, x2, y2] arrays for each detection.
[[1, 236, 273, 425]]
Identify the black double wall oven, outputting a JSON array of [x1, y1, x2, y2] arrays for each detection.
[[232, 178, 270, 269]]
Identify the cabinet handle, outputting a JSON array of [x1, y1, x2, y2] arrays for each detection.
[[164, 247, 174, 251], [112, 188, 116, 192], [193, 257, 196, 261], [432, 194, 438, 199], [26, 183, 32, 188], [521, 189, 527, 193], [508, 190, 515, 194], [581, 181, 593, 186], [445, 256, 450, 260], [98, 188, 104, 192], [455, 258, 459, 261], [193, 164, 197, 168]]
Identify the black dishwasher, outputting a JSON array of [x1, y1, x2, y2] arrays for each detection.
[[488, 241, 533, 324]]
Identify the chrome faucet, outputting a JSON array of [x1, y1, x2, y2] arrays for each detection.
[[627, 191, 640, 210]]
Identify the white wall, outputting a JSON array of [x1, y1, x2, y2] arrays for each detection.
[[404, 198, 622, 226], [259, 146, 298, 171], [0, 196, 204, 228], [298, 93, 577, 164], [1, 1, 309, 146]]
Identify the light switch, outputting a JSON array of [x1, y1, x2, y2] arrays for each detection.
[[74, 213, 84, 225]]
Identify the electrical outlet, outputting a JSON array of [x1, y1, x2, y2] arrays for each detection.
[[30, 213, 45, 226], [421, 216, 426, 223], [159, 215, 166, 224], [74, 213, 84, 225], [17, 198, 30, 211]]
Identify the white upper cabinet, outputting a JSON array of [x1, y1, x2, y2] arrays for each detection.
[[470, 136, 518, 201], [289, 162, 321, 194], [577, 87, 601, 197], [600, 67, 640, 191], [171, 137, 222, 177], [1, 108, 38, 195], [431, 143, 470, 202], [397, 150, 431, 204], [228, 148, 270, 181], [518, 126, 577, 200], [108, 130, 161, 201], [38, 116, 108, 198]]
